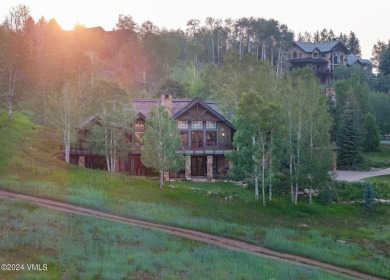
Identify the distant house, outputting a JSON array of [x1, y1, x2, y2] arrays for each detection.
[[67, 95, 234, 180], [284, 40, 350, 85], [345, 54, 373, 71]]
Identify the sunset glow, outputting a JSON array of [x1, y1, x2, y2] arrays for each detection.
[[2, 0, 390, 59]]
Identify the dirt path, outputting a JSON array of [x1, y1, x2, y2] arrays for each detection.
[[0, 189, 385, 280]]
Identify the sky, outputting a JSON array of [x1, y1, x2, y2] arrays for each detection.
[[2, 0, 390, 59]]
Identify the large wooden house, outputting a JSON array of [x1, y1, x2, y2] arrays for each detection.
[[68, 95, 235, 180], [284, 40, 350, 85]]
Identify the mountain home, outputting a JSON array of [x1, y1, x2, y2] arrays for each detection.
[[284, 40, 350, 85], [67, 95, 234, 180]]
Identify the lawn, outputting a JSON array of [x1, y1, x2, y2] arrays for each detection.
[[364, 143, 390, 168], [1, 111, 389, 279]]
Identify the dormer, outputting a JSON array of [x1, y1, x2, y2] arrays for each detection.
[[312, 48, 320, 58]]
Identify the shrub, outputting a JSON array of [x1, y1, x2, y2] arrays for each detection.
[[363, 182, 375, 211], [321, 187, 334, 205]]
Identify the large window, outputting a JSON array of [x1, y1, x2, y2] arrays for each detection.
[[206, 131, 217, 147], [134, 132, 143, 145], [177, 121, 188, 130], [191, 121, 203, 130], [191, 131, 203, 148], [205, 121, 216, 129], [135, 123, 144, 129]]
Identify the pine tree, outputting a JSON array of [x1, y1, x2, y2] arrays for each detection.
[[336, 93, 364, 169], [363, 182, 375, 211]]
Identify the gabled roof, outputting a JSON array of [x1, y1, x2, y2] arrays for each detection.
[[346, 54, 373, 67], [78, 98, 233, 129], [77, 115, 100, 129], [172, 98, 234, 129], [132, 98, 226, 118], [294, 40, 348, 53]]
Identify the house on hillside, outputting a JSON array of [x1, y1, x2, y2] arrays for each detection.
[[346, 54, 373, 71], [67, 95, 234, 181], [284, 40, 350, 85]]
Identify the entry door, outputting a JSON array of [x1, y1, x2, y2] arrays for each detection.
[[191, 157, 205, 176]]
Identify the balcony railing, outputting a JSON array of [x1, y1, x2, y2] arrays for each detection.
[[61, 144, 94, 156], [182, 142, 233, 151]]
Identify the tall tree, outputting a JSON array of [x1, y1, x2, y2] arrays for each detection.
[[227, 62, 281, 204], [87, 81, 135, 173], [362, 113, 380, 166], [336, 92, 364, 170], [228, 90, 280, 205], [368, 91, 390, 135], [1, 4, 32, 122], [47, 83, 81, 163], [379, 44, 390, 76], [280, 69, 332, 204], [345, 31, 361, 56], [141, 105, 184, 190]]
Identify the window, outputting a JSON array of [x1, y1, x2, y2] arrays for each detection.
[[180, 131, 188, 147], [191, 121, 203, 130], [321, 53, 326, 58], [206, 131, 217, 147], [205, 121, 216, 129], [191, 131, 203, 148], [312, 51, 319, 58], [135, 123, 144, 129], [134, 132, 143, 145], [293, 51, 297, 58], [177, 121, 188, 130]]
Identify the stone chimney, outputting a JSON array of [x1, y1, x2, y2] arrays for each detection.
[[160, 94, 172, 116]]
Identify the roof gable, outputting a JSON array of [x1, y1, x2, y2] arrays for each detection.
[[173, 98, 234, 129], [294, 40, 348, 53]]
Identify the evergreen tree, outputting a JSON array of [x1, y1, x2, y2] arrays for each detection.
[[141, 105, 184, 190], [336, 93, 364, 169], [363, 182, 375, 211]]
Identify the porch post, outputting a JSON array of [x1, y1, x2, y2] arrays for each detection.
[[207, 156, 213, 181], [185, 155, 191, 180], [78, 156, 85, 167]]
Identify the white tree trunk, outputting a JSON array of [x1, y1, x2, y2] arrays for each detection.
[[8, 71, 17, 122], [160, 170, 164, 190], [262, 143, 266, 206], [269, 131, 273, 202]]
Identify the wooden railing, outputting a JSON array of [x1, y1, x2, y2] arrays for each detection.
[[61, 144, 93, 155], [182, 142, 233, 151]]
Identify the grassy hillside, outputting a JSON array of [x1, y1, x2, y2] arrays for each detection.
[[0, 199, 350, 280], [0, 111, 389, 278]]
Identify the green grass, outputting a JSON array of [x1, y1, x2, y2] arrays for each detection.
[[364, 143, 390, 168], [1, 111, 390, 278], [0, 199, 348, 280]]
